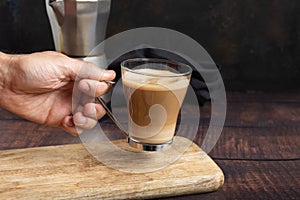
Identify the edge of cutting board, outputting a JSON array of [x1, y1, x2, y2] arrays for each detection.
[[0, 136, 224, 199]]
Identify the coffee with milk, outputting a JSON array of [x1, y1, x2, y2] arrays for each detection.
[[122, 68, 190, 144]]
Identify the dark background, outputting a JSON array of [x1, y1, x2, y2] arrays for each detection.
[[0, 0, 299, 91]]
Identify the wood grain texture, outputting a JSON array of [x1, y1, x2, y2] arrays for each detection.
[[0, 137, 224, 200], [1, 92, 299, 159], [203, 126, 300, 160], [160, 160, 300, 200], [0, 120, 80, 150], [0, 92, 299, 199], [199, 101, 300, 128]]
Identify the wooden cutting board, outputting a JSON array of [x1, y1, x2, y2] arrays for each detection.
[[0, 137, 224, 199]]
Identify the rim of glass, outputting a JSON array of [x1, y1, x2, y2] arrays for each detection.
[[121, 58, 193, 77]]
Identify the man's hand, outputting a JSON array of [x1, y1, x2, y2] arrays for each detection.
[[0, 51, 115, 136]]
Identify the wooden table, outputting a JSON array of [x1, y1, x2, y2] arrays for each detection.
[[0, 92, 299, 199]]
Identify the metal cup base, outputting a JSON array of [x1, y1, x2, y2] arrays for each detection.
[[127, 137, 173, 151]]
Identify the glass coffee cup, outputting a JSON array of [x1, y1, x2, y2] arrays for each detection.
[[121, 58, 192, 151]]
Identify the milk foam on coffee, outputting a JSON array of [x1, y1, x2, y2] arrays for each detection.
[[123, 68, 190, 144]]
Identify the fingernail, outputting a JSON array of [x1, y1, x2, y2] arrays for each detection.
[[80, 81, 90, 92], [76, 115, 87, 125], [86, 106, 96, 116], [103, 70, 115, 78]]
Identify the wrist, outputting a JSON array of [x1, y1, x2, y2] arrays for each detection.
[[0, 52, 10, 89], [0, 52, 18, 107]]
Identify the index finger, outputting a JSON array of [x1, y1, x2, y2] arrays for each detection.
[[69, 59, 115, 81]]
